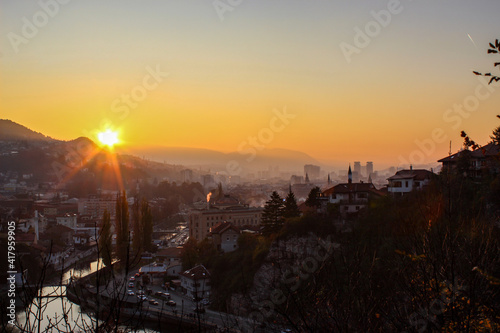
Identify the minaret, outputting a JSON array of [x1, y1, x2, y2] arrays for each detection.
[[348, 165, 352, 184], [327, 174, 331, 185], [305, 173, 310, 183]]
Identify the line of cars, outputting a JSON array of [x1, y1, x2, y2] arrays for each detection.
[[127, 274, 176, 308]]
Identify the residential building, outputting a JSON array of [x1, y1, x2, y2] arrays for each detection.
[[322, 166, 383, 217], [438, 142, 500, 178], [180, 265, 211, 299], [387, 167, 434, 195], [156, 247, 184, 263], [79, 194, 116, 219], [209, 222, 240, 252], [165, 260, 182, 277], [56, 214, 77, 229], [290, 175, 304, 185]]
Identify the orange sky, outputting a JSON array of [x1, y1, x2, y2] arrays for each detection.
[[2, 1, 500, 169]]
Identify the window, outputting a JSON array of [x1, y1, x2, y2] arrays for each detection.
[[392, 181, 402, 188], [405, 181, 409, 187], [226, 237, 230, 241], [356, 206, 360, 211]]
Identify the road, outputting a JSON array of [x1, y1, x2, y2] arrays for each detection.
[[124, 270, 258, 331]]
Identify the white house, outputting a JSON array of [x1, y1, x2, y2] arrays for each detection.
[[56, 214, 77, 229], [180, 265, 211, 299], [322, 166, 383, 217], [387, 168, 434, 196], [209, 222, 240, 253], [166, 260, 182, 277]]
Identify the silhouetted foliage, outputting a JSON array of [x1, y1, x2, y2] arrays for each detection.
[[98, 209, 112, 267], [283, 187, 301, 219], [261, 191, 285, 235], [115, 190, 129, 266], [305, 186, 322, 209], [473, 39, 500, 84]]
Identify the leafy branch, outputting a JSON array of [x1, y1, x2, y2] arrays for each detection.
[[473, 39, 500, 84]]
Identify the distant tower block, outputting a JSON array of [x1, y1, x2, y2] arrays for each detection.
[[354, 161, 361, 177], [366, 162, 373, 177], [304, 164, 320, 180]]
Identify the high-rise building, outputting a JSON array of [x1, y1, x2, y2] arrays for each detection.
[[304, 164, 320, 180], [354, 161, 361, 177], [366, 162, 374, 178], [181, 169, 193, 183]]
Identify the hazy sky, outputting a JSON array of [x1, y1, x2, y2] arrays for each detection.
[[2, 0, 500, 168]]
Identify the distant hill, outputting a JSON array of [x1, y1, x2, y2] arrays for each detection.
[[123, 146, 321, 173], [0, 120, 183, 192], [0, 119, 55, 142]]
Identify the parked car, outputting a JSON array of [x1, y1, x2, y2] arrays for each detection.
[[167, 300, 176, 307], [137, 290, 145, 296], [154, 291, 163, 297], [149, 299, 159, 305], [127, 290, 135, 296], [128, 282, 134, 288], [129, 276, 135, 282]]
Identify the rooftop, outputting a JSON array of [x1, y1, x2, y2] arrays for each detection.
[[180, 264, 210, 280], [387, 169, 434, 181]]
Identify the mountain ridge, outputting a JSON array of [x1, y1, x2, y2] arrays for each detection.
[[1, 119, 323, 173]]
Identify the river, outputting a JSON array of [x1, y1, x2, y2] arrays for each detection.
[[13, 259, 181, 332], [14, 259, 104, 332]]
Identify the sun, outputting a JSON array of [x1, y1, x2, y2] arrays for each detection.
[[97, 129, 120, 148]]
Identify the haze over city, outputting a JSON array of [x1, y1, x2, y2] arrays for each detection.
[[2, 0, 500, 169]]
